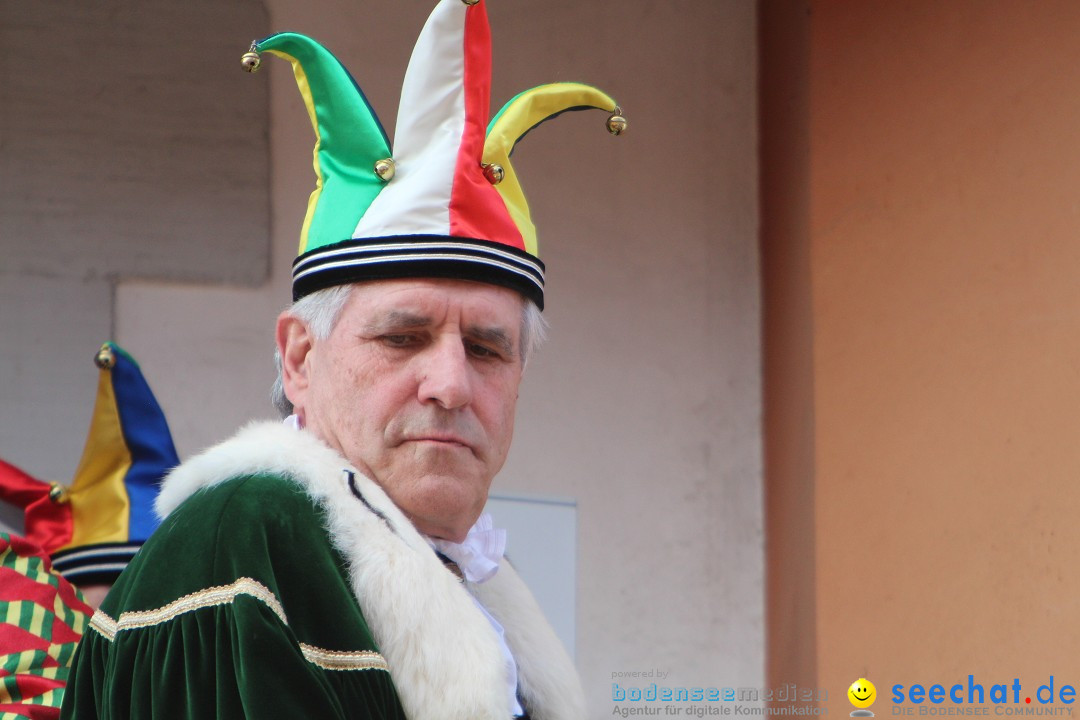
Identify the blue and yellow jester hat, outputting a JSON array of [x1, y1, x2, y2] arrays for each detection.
[[241, 0, 626, 309], [0, 343, 178, 585]]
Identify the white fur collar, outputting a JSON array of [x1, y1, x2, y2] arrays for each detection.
[[157, 421, 584, 720]]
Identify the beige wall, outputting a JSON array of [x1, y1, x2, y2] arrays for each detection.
[[0, 0, 270, 494], [3, 1, 762, 714], [765, 0, 1080, 703]]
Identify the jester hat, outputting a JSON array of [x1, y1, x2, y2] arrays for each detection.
[[0, 343, 179, 586], [242, 0, 625, 309]]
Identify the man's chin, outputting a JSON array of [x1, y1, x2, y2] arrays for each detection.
[[388, 471, 489, 540]]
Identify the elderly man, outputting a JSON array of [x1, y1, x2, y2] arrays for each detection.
[[61, 1, 623, 718]]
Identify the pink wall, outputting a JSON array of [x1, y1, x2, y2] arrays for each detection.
[[766, 0, 1080, 703]]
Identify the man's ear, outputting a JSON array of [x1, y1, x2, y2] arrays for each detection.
[[276, 312, 315, 411]]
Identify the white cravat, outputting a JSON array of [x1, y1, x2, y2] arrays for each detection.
[[428, 513, 506, 583]]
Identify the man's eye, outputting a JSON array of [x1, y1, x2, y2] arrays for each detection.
[[381, 334, 416, 347], [466, 342, 499, 359]]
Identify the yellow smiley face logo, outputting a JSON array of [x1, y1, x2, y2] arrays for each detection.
[[848, 678, 876, 709]]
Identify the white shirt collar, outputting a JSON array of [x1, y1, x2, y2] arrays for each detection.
[[427, 513, 507, 584]]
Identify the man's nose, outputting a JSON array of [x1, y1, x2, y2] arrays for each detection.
[[416, 337, 473, 410]]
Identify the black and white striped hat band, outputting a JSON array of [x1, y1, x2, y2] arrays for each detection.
[[290, 236, 546, 308], [51, 542, 141, 584]]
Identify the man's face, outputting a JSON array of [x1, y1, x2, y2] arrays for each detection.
[[292, 278, 525, 541]]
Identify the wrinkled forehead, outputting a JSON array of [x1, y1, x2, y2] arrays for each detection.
[[342, 278, 525, 333]]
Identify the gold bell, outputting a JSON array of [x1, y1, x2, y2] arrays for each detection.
[[241, 51, 261, 73], [461, 0, 480, 5], [48, 483, 69, 505], [482, 163, 505, 185], [374, 158, 396, 182], [94, 343, 116, 369], [607, 107, 627, 136]]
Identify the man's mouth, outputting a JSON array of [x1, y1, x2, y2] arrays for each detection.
[[406, 435, 470, 448]]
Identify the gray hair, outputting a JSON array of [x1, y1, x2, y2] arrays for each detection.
[[271, 285, 547, 417]]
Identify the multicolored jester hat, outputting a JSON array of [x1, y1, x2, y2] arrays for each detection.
[[241, 0, 626, 309], [0, 343, 178, 586]]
